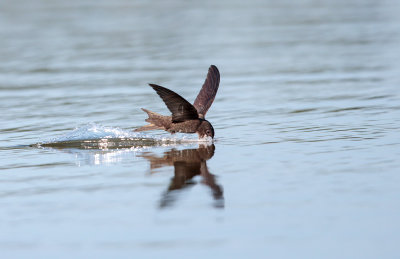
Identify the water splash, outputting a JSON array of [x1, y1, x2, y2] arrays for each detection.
[[34, 123, 213, 149], [48, 123, 142, 142]]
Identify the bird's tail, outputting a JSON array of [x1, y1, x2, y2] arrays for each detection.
[[134, 108, 168, 132], [134, 124, 162, 132]]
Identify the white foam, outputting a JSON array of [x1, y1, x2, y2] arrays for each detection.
[[45, 123, 213, 144], [46, 123, 136, 142]]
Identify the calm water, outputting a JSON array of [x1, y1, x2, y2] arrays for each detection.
[[1, 0, 400, 258]]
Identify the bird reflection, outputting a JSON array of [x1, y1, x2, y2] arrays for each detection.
[[139, 144, 224, 209]]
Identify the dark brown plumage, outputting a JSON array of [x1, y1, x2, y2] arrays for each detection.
[[193, 65, 220, 119], [135, 65, 220, 138]]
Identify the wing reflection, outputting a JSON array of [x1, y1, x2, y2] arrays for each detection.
[[140, 144, 224, 209]]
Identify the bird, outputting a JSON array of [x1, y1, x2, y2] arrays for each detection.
[[135, 65, 220, 139]]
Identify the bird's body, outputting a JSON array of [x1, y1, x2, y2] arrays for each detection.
[[139, 109, 202, 134], [135, 65, 220, 139]]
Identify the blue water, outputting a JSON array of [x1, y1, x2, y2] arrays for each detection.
[[1, 0, 400, 258]]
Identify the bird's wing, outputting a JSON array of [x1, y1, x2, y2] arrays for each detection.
[[193, 65, 220, 119], [149, 84, 199, 122]]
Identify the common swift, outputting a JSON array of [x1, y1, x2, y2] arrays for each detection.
[[135, 65, 220, 138]]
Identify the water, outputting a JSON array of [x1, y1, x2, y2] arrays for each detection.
[[1, 0, 400, 258]]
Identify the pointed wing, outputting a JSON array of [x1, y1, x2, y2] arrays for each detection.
[[193, 65, 220, 118], [149, 84, 199, 122]]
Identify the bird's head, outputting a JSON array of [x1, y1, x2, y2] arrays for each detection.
[[197, 120, 215, 139]]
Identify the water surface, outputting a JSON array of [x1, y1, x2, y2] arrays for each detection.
[[1, 0, 400, 258]]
